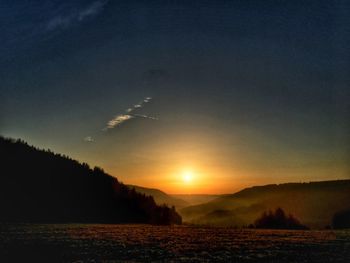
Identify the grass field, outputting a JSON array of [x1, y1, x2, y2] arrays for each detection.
[[0, 224, 349, 262]]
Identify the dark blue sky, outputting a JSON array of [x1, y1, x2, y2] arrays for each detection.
[[1, 0, 349, 193]]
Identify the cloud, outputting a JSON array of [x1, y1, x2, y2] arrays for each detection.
[[104, 97, 157, 130], [47, 17, 72, 30], [105, 114, 134, 129], [78, 1, 106, 21], [47, 0, 108, 31], [133, 114, 159, 120], [84, 136, 94, 142]]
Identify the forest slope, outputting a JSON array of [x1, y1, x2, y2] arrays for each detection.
[[0, 137, 181, 224]]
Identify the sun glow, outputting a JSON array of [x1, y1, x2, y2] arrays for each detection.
[[182, 170, 193, 183]]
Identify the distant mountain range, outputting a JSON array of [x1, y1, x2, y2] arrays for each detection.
[[126, 186, 220, 209], [0, 137, 181, 224], [180, 180, 350, 228], [171, 194, 220, 206]]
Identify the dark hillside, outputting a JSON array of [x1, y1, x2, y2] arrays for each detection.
[[0, 137, 181, 224]]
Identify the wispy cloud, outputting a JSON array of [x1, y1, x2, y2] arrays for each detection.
[[133, 114, 158, 120], [106, 114, 134, 129], [104, 97, 157, 130], [84, 136, 94, 142], [47, 0, 108, 31]]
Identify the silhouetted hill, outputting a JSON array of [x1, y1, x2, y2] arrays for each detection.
[[180, 180, 350, 228], [127, 185, 189, 209], [0, 136, 181, 225]]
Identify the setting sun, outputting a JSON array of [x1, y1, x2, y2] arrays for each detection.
[[182, 171, 193, 183]]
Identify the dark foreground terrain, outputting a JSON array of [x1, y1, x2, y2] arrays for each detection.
[[0, 224, 349, 262]]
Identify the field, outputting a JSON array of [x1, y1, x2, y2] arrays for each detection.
[[0, 224, 349, 262]]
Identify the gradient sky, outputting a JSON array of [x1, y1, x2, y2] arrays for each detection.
[[1, 0, 349, 194]]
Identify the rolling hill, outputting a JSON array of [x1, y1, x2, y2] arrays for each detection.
[[127, 185, 189, 209], [180, 180, 350, 228], [0, 136, 181, 224], [171, 194, 220, 206]]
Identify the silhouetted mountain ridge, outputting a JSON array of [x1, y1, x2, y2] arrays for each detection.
[[0, 136, 181, 224]]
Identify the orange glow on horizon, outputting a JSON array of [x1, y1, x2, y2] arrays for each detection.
[[94, 129, 349, 195]]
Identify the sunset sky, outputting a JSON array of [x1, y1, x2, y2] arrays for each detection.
[[1, 0, 349, 194]]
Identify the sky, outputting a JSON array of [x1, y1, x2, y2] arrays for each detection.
[[1, 0, 349, 194]]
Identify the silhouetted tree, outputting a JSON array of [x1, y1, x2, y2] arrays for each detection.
[[332, 209, 350, 229], [254, 207, 308, 230]]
